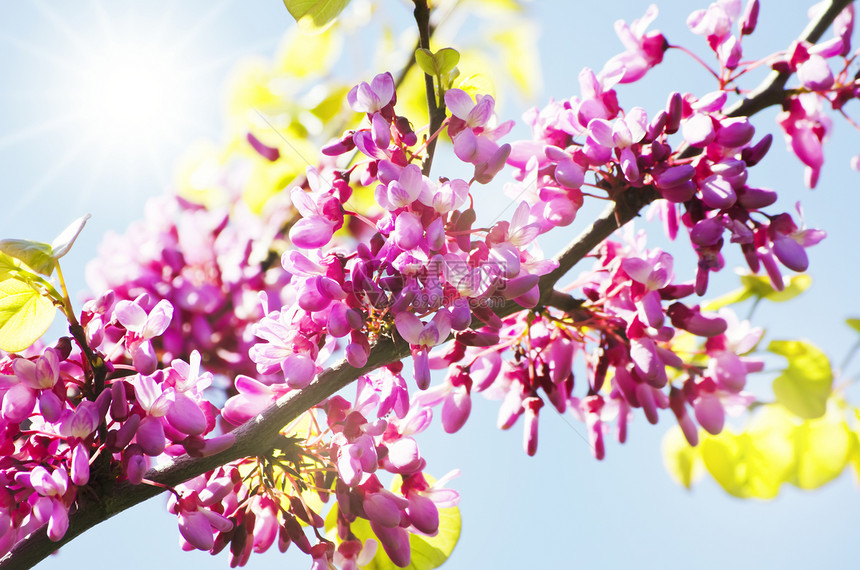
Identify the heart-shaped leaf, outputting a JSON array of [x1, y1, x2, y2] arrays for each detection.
[[0, 277, 56, 352], [414, 48, 460, 79], [769, 339, 832, 419], [283, 0, 351, 33], [0, 239, 54, 276]]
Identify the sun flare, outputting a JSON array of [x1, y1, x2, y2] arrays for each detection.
[[71, 41, 192, 149], [69, 35, 198, 157], [0, 1, 234, 218]]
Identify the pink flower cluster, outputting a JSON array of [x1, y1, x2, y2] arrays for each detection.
[[0, 296, 230, 557], [174, 376, 459, 567], [510, 11, 828, 293], [86, 193, 292, 380], [771, 3, 856, 187], [0, 1, 853, 567], [417, 231, 764, 460]]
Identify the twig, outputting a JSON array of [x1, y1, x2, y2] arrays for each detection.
[[413, 0, 447, 176]]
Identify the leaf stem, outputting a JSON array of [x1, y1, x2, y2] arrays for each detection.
[[413, 0, 447, 176]]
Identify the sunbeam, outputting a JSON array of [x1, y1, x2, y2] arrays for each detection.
[[8, 132, 92, 218], [0, 114, 78, 150], [0, 0, 290, 235]]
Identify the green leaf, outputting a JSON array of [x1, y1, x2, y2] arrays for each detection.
[[282, 0, 351, 34], [415, 48, 461, 79], [487, 24, 540, 98], [275, 27, 342, 78], [453, 73, 495, 100], [0, 277, 56, 352], [433, 48, 460, 77], [739, 273, 812, 303], [769, 340, 833, 419], [846, 318, 860, 335], [661, 425, 702, 489], [0, 252, 22, 281], [415, 49, 436, 78], [788, 412, 853, 489], [0, 239, 54, 276], [702, 286, 753, 311], [700, 406, 795, 499], [309, 85, 351, 122]]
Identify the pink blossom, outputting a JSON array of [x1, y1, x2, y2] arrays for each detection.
[[603, 4, 668, 83], [777, 94, 831, 188], [347, 72, 395, 114]]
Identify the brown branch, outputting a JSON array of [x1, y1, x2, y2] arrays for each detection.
[[1, 337, 410, 570], [3, 1, 854, 567]]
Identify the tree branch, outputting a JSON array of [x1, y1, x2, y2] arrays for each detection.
[[4, 1, 854, 567]]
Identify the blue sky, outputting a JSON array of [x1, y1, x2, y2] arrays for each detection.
[[2, 1, 859, 568]]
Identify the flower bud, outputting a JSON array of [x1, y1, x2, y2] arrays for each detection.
[[665, 92, 682, 134], [741, 134, 772, 166], [740, 0, 759, 35]]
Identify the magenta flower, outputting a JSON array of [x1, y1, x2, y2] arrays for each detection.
[[797, 54, 834, 91], [347, 72, 395, 114], [445, 89, 514, 168], [114, 298, 174, 374], [687, 0, 741, 40], [583, 108, 648, 181], [621, 250, 673, 328], [336, 433, 379, 487], [602, 4, 668, 83], [222, 375, 290, 425], [395, 310, 452, 389], [28, 466, 70, 541], [375, 163, 428, 210], [59, 400, 101, 440], [288, 167, 345, 249], [175, 493, 233, 551], [777, 94, 831, 188]]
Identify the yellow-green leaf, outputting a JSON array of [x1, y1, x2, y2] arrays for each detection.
[[0, 252, 22, 281], [846, 318, 860, 335], [463, 0, 524, 11], [0, 277, 56, 352], [415, 49, 436, 78], [487, 24, 540, 99], [309, 85, 351, 123], [0, 239, 54, 276], [453, 73, 495, 100], [848, 429, 860, 482], [769, 340, 833, 419], [788, 412, 853, 490], [739, 273, 812, 303], [702, 286, 753, 311], [415, 48, 460, 79], [283, 0, 351, 34], [275, 27, 342, 78], [700, 406, 795, 499], [661, 425, 703, 489]]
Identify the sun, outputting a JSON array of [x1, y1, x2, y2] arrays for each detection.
[[70, 39, 193, 151], [0, 2, 240, 218]]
